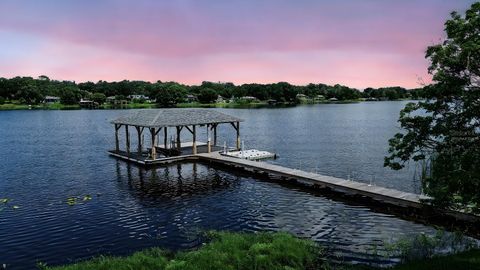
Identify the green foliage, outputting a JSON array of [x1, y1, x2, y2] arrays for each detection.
[[363, 87, 408, 100], [391, 249, 480, 270], [59, 86, 82, 105], [43, 248, 169, 270], [197, 88, 217, 104], [0, 75, 425, 108], [91, 93, 106, 104], [46, 231, 321, 270], [0, 96, 5, 104], [385, 2, 480, 212], [382, 231, 477, 263], [154, 83, 187, 107], [173, 231, 320, 270]]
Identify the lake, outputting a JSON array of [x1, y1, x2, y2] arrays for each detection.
[[0, 102, 437, 269]]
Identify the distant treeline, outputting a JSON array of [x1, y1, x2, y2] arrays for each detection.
[[0, 76, 426, 106]]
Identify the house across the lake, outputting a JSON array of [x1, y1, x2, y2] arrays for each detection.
[[43, 96, 60, 104], [79, 98, 98, 108], [185, 94, 197, 103], [128, 94, 150, 101]]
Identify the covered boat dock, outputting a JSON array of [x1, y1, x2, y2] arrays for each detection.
[[109, 109, 243, 165]]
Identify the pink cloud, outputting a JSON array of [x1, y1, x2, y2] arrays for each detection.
[[0, 0, 474, 88]]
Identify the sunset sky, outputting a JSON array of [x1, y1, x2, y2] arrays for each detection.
[[0, 0, 476, 89]]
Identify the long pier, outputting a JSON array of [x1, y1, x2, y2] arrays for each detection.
[[198, 152, 427, 208], [109, 150, 480, 235]]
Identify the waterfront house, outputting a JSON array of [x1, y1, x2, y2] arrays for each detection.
[[267, 99, 277, 105], [240, 96, 258, 102], [43, 96, 60, 104], [314, 95, 325, 101], [79, 98, 98, 108], [128, 94, 150, 102], [216, 95, 226, 103], [106, 96, 116, 104], [296, 94, 308, 102], [185, 94, 197, 103]]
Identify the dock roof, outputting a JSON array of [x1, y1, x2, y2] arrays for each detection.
[[111, 108, 243, 128]]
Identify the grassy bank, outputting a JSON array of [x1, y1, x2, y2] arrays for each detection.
[[44, 232, 320, 270], [0, 100, 365, 111], [0, 103, 81, 110], [42, 231, 480, 270], [176, 101, 275, 108]]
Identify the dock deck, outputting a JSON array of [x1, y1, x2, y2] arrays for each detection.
[[198, 152, 427, 208]]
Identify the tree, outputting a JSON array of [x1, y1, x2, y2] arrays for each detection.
[[60, 86, 82, 105], [155, 84, 186, 107], [385, 2, 480, 212], [197, 88, 217, 103], [91, 92, 106, 104]]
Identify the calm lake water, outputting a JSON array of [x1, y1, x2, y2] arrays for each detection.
[[0, 102, 438, 269]]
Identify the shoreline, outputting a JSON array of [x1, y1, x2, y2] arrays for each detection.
[[0, 99, 418, 111]]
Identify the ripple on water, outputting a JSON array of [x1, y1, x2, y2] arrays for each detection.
[[0, 107, 455, 269]]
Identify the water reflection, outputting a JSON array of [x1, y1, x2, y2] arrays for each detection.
[[0, 105, 458, 269], [111, 161, 440, 266]]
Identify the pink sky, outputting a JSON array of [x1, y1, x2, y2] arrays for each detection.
[[0, 0, 476, 88]]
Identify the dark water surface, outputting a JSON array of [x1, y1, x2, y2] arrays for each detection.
[[0, 103, 439, 269]]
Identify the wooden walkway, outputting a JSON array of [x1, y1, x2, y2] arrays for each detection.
[[198, 152, 428, 208]]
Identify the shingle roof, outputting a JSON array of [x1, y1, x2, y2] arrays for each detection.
[[111, 109, 243, 127]]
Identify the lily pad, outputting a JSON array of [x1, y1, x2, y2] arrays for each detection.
[[67, 197, 77, 206], [0, 198, 9, 204], [83, 195, 92, 201], [12, 205, 20, 209]]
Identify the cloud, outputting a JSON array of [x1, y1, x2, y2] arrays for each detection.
[[0, 0, 475, 87]]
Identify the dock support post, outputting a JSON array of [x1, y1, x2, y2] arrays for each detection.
[[192, 125, 197, 155], [176, 126, 182, 150], [236, 122, 240, 150], [115, 124, 121, 152], [213, 124, 217, 146], [150, 128, 156, 160], [164, 127, 168, 149], [125, 125, 130, 156], [207, 124, 211, 153], [135, 126, 143, 156]]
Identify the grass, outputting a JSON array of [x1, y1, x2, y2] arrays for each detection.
[[176, 101, 272, 108], [0, 103, 81, 110], [44, 231, 321, 270], [39, 230, 480, 270], [0, 103, 31, 110], [0, 99, 377, 111]]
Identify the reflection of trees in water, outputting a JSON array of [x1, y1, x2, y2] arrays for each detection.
[[114, 161, 240, 205]]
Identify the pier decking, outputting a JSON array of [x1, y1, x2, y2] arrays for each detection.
[[198, 152, 427, 208]]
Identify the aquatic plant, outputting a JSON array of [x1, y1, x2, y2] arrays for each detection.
[[383, 230, 478, 263]]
